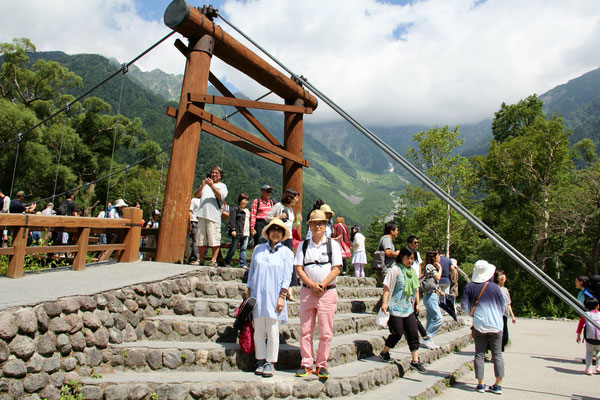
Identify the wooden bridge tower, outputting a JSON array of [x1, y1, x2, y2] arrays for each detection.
[[156, 0, 318, 263]]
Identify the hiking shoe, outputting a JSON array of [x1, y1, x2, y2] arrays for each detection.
[[488, 384, 502, 394], [410, 361, 427, 374], [316, 367, 330, 378], [422, 340, 438, 350], [296, 367, 313, 377], [379, 351, 391, 362], [475, 384, 486, 393], [255, 359, 265, 375], [585, 368, 594, 375], [262, 362, 274, 378]]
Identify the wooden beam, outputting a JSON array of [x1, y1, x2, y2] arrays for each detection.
[[7, 226, 28, 278], [187, 104, 310, 167], [189, 93, 313, 114], [201, 122, 283, 165], [72, 227, 90, 271], [166, 106, 178, 118], [208, 72, 281, 146], [164, 0, 318, 109]]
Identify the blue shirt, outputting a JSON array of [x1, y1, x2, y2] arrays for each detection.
[[461, 281, 505, 332], [439, 256, 451, 286], [388, 267, 414, 317], [247, 242, 294, 323]]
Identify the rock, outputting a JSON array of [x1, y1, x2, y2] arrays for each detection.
[[135, 324, 145, 340], [34, 305, 49, 332], [105, 294, 124, 313], [173, 299, 192, 315], [158, 321, 173, 335], [44, 302, 62, 318], [144, 321, 157, 338], [94, 327, 109, 348], [109, 328, 123, 344], [0, 341, 8, 363], [124, 325, 137, 342], [181, 349, 195, 365], [94, 294, 107, 309], [84, 347, 103, 366], [110, 289, 127, 301], [10, 334, 35, 359], [189, 321, 204, 336], [0, 312, 17, 340], [8, 380, 24, 398], [177, 278, 191, 294], [15, 309, 38, 335], [124, 299, 138, 312], [172, 321, 189, 336], [293, 381, 309, 398], [63, 314, 83, 334], [113, 314, 127, 331], [3, 359, 27, 378], [190, 383, 216, 399], [23, 372, 49, 393], [43, 354, 61, 373], [216, 384, 235, 399], [82, 312, 102, 330], [62, 357, 77, 372], [48, 317, 69, 334], [129, 383, 150, 400], [26, 353, 44, 373], [147, 349, 163, 370], [56, 333, 71, 355], [69, 331, 85, 352], [58, 298, 80, 314], [96, 310, 114, 328], [340, 380, 352, 396], [49, 371, 65, 388], [132, 285, 146, 295], [122, 310, 140, 327], [149, 283, 163, 297], [163, 349, 182, 369], [78, 296, 97, 311], [308, 381, 324, 398], [325, 381, 342, 397], [110, 354, 124, 367], [36, 331, 57, 356], [40, 384, 61, 400], [124, 349, 146, 368], [167, 384, 188, 400], [135, 295, 148, 308], [237, 384, 257, 399], [147, 295, 161, 308], [80, 385, 103, 400]]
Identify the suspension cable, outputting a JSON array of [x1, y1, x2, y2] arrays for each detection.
[[9, 135, 22, 197], [105, 70, 126, 207], [52, 105, 70, 204], [0, 31, 175, 151], [216, 12, 599, 330]]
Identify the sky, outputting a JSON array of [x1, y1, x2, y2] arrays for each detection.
[[1, 0, 600, 126]]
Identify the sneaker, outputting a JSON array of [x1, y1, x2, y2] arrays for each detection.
[[316, 367, 329, 378], [190, 260, 200, 265], [475, 384, 486, 393], [379, 351, 391, 362], [255, 359, 265, 375], [410, 361, 427, 374], [296, 366, 313, 377], [596, 366, 600, 374], [487, 384, 502, 394], [422, 340, 438, 350], [585, 368, 594, 375], [262, 362, 274, 378]]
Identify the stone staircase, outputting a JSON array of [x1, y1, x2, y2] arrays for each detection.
[[77, 267, 472, 400]]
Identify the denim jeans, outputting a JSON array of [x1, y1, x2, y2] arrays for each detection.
[[224, 235, 249, 266], [423, 292, 443, 339]]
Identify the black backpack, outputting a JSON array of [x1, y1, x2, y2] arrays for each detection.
[[301, 239, 332, 266], [56, 200, 70, 216]]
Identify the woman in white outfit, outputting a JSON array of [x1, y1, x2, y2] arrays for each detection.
[[350, 225, 366, 277]]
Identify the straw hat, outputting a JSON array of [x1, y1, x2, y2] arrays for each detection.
[[261, 218, 291, 241], [307, 209, 329, 224], [472, 260, 496, 283], [114, 199, 128, 208], [319, 204, 335, 217]]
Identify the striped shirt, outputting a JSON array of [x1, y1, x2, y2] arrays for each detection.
[[250, 197, 274, 231]]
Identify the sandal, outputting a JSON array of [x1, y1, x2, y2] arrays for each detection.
[[209, 260, 218, 267]]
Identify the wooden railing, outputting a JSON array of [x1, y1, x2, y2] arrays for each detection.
[[0, 207, 143, 278]]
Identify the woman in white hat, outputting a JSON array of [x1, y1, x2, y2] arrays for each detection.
[[246, 218, 294, 378], [461, 260, 506, 394]]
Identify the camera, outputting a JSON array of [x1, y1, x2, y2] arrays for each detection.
[[281, 217, 289, 223]]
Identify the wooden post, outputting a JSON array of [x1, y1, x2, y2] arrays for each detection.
[[7, 226, 28, 278], [283, 99, 305, 218], [72, 227, 90, 271], [156, 36, 213, 263], [119, 207, 143, 263]]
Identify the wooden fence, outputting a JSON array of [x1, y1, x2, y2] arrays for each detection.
[[0, 207, 144, 278]]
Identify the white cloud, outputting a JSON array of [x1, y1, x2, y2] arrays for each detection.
[[1, 0, 600, 126]]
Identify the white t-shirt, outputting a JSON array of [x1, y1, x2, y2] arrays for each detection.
[[242, 209, 250, 237], [294, 237, 342, 284], [197, 182, 228, 223], [189, 197, 200, 223], [353, 232, 366, 252], [412, 250, 422, 277], [266, 202, 294, 231]]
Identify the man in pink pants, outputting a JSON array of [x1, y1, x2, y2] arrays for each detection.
[[294, 209, 343, 379]]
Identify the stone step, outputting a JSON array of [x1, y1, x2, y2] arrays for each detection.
[[179, 297, 381, 318], [138, 312, 378, 343], [98, 318, 465, 374], [193, 281, 382, 300], [81, 325, 472, 400]]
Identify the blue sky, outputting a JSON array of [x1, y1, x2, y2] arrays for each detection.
[[1, 0, 599, 126]]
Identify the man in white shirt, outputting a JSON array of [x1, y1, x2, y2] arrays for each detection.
[[193, 166, 228, 266], [188, 196, 201, 265], [294, 210, 342, 380], [407, 235, 422, 277]]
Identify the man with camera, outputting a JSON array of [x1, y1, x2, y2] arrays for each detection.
[[193, 166, 228, 266]]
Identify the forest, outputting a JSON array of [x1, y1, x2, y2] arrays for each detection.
[[1, 38, 599, 318]]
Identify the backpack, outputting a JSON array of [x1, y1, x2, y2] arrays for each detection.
[[371, 237, 387, 270], [301, 239, 332, 266], [56, 200, 70, 216], [584, 311, 600, 342]]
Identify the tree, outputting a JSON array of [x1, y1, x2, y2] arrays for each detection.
[[491, 94, 543, 143], [405, 125, 477, 257]]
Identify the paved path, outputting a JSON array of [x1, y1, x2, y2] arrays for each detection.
[[436, 318, 598, 400], [0, 261, 203, 310]]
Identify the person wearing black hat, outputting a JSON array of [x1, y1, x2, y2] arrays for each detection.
[[250, 184, 275, 247]]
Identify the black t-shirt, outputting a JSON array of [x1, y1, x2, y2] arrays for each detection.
[[56, 199, 78, 216], [9, 199, 26, 214]]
